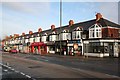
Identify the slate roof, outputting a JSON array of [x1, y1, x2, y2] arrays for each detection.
[[28, 18, 120, 36], [97, 18, 120, 28]]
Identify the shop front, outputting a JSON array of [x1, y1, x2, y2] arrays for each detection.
[[55, 41, 67, 55], [67, 40, 83, 56], [30, 42, 47, 54], [22, 42, 30, 53], [46, 41, 55, 54], [83, 39, 120, 57]]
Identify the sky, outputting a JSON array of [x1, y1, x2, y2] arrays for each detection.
[[0, 0, 119, 39]]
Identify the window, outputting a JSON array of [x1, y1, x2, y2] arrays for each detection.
[[89, 24, 102, 38], [61, 29, 71, 40], [72, 27, 82, 40], [49, 35, 52, 41]]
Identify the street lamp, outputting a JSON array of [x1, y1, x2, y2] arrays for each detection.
[[60, 0, 62, 55]]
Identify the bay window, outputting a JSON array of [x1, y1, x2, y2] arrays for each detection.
[[60, 30, 71, 40], [49, 31, 58, 41], [89, 24, 102, 38], [41, 33, 47, 42], [72, 27, 82, 40]]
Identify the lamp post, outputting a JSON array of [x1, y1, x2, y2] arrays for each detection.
[[60, 0, 62, 55]]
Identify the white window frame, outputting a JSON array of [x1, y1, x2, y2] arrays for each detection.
[[61, 29, 71, 40], [89, 24, 102, 38], [72, 27, 82, 40]]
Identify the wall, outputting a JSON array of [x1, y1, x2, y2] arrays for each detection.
[[102, 27, 119, 38]]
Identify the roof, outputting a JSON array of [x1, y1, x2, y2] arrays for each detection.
[[97, 18, 120, 28], [23, 18, 120, 37]]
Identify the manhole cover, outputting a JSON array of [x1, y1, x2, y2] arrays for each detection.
[[28, 66, 42, 69]]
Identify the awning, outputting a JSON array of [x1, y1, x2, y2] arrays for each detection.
[[30, 42, 46, 46]]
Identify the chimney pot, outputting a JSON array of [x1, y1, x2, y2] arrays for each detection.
[[38, 28, 42, 33], [96, 13, 103, 21], [51, 25, 55, 30], [69, 20, 74, 26], [29, 31, 33, 35], [22, 33, 25, 36]]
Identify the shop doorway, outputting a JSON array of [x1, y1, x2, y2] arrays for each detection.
[[109, 43, 114, 57]]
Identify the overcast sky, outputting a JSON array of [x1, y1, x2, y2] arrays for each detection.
[[0, 0, 119, 39]]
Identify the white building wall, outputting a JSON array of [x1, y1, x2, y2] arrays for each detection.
[[29, 37, 34, 43], [50, 35, 58, 41], [25, 39, 28, 43], [35, 37, 40, 42], [41, 36, 47, 42]]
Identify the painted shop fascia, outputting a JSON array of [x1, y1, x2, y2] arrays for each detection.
[[1, 13, 120, 57]]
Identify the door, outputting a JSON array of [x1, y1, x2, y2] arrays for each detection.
[[109, 43, 114, 57]]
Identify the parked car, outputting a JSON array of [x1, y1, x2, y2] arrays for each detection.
[[9, 49, 18, 53]]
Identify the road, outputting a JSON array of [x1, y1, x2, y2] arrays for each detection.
[[1, 52, 120, 79]]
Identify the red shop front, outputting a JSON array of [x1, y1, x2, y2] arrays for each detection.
[[30, 42, 47, 54]]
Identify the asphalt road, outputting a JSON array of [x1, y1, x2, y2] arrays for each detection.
[[1, 52, 120, 79], [1, 63, 32, 79]]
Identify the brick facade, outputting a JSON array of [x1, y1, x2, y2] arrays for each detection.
[[102, 27, 119, 38]]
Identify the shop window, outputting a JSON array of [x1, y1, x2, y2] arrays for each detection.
[[49, 46, 55, 51]]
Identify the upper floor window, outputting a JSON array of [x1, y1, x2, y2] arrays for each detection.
[[52, 31, 56, 34], [89, 24, 102, 38], [41, 33, 47, 42], [62, 29, 69, 33], [59, 29, 71, 40], [72, 27, 83, 40]]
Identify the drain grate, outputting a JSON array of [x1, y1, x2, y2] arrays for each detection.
[[28, 66, 42, 69]]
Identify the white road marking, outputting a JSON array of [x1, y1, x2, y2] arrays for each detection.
[[11, 68, 14, 71], [0, 63, 36, 80], [4, 69, 8, 72], [25, 75, 31, 78], [20, 72, 25, 75], [7, 67, 12, 69], [14, 70, 19, 73]]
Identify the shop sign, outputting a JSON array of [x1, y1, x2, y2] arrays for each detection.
[[73, 43, 78, 50], [68, 40, 81, 44], [84, 41, 89, 44]]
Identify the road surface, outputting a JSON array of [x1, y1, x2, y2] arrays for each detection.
[[1, 52, 120, 80]]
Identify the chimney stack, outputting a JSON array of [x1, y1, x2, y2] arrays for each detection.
[[51, 25, 55, 30], [96, 13, 103, 21], [5, 36, 9, 40], [69, 20, 74, 26], [22, 33, 25, 36], [38, 28, 42, 33], [10, 35, 13, 38], [29, 31, 33, 35]]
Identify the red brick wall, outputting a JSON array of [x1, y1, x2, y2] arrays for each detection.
[[102, 27, 119, 38]]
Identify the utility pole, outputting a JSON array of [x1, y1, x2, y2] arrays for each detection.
[[60, 0, 62, 55]]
